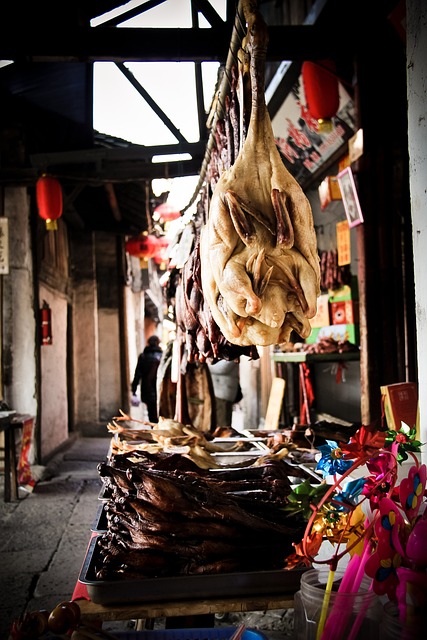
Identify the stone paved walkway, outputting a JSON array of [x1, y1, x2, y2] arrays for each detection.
[[0, 436, 295, 639]]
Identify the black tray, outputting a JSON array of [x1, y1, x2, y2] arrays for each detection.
[[110, 629, 268, 640], [98, 482, 113, 501], [79, 535, 306, 605], [90, 502, 109, 533]]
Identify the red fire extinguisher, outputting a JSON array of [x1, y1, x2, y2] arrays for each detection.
[[40, 300, 52, 345]]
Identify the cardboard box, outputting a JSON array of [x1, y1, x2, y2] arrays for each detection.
[[349, 128, 364, 163], [331, 300, 359, 325], [306, 323, 359, 345], [310, 294, 330, 328], [318, 176, 342, 210], [338, 154, 351, 173], [380, 382, 419, 434], [329, 276, 359, 302]]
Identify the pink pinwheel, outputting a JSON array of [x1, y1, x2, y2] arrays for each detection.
[[399, 463, 426, 522], [364, 497, 406, 600], [364, 465, 427, 602], [405, 513, 427, 568], [363, 451, 398, 509]]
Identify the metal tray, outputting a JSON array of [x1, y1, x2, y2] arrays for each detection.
[[79, 535, 306, 605]]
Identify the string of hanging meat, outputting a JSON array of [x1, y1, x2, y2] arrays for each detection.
[[172, 43, 261, 366], [319, 249, 352, 291]]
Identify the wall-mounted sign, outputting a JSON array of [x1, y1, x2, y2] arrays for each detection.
[[0, 218, 9, 274], [272, 76, 355, 186], [337, 167, 364, 228]]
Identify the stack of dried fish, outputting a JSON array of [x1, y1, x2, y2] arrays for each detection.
[[95, 451, 308, 580]]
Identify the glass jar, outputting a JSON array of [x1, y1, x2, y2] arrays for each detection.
[[381, 599, 426, 639], [380, 601, 403, 640], [293, 567, 381, 640]]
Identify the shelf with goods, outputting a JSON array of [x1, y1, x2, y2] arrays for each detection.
[[284, 154, 363, 428], [271, 348, 361, 429], [261, 164, 362, 430], [272, 351, 360, 364]]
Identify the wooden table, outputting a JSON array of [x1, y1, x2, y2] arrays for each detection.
[[76, 461, 301, 629], [0, 413, 34, 502], [77, 593, 295, 624], [0, 411, 18, 501]]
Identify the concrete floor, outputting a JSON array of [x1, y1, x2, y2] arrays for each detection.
[[0, 435, 295, 639]]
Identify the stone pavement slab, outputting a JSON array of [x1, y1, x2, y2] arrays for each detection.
[[0, 436, 295, 639], [0, 436, 110, 638]]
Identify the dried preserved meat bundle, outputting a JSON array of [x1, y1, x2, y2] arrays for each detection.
[[176, 237, 259, 362]]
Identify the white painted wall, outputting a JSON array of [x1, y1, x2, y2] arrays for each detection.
[[72, 270, 99, 426], [2, 188, 37, 417], [407, 0, 427, 464], [125, 275, 146, 384], [98, 308, 121, 421]]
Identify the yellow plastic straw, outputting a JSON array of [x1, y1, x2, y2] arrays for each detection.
[[316, 568, 335, 640]]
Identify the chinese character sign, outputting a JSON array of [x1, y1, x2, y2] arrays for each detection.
[[0, 218, 9, 274]]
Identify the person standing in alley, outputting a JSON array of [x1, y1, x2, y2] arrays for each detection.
[[131, 335, 163, 423], [207, 360, 242, 428]]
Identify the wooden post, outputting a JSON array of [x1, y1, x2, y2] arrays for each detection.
[[264, 377, 286, 430]]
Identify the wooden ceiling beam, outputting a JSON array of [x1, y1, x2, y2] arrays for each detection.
[[30, 141, 206, 167], [0, 25, 351, 63], [0, 157, 204, 186]]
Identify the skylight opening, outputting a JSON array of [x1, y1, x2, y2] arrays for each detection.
[[152, 153, 192, 163], [91, 0, 226, 28]]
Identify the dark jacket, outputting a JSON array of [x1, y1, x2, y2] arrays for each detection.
[[131, 343, 163, 403]]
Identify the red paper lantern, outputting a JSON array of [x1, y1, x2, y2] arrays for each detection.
[[152, 236, 170, 265], [36, 174, 63, 231], [302, 60, 340, 133], [125, 235, 160, 260], [153, 203, 181, 223]]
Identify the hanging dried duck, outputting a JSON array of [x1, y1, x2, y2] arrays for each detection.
[[200, 1, 320, 347]]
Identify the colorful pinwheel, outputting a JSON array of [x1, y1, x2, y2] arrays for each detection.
[[316, 440, 354, 477]]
